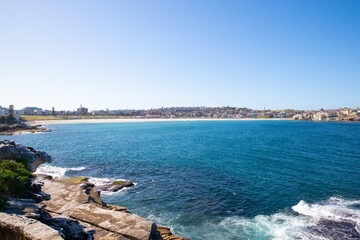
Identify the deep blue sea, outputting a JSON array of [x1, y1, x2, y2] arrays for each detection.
[[4, 120, 360, 239]]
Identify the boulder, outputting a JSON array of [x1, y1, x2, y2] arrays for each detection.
[[0, 140, 53, 172], [68, 203, 159, 240], [0, 212, 63, 240]]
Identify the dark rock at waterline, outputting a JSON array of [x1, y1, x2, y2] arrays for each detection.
[[0, 123, 51, 135], [94, 180, 134, 192], [107, 185, 124, 192], [310, 219, 360, 240], [0, 140, 53, 172]]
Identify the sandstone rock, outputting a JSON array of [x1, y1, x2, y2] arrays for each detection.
[[41, 179, 99, 213], [3, 198, 42, 218], [106, 204, 129, 213], [43, 217, 91, 240], [68, 203, 158, 240], [157, 226, 189, 240], [0, 212, 63, 240], [4, 199, 93, 239], [41, 177, 162, 240], [0, 140, 53, 172]]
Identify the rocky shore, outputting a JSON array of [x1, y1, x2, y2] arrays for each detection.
[[0, 124, 51, 135], [0, 140, 187, 240]]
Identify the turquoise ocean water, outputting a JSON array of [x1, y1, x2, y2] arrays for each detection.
[[4, 120, 360, 239]]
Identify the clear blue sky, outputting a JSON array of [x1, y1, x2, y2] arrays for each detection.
[[0, 0, 359, 110]]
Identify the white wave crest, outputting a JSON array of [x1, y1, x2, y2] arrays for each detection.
[[87, 177, 129, 186], [100, 188, 131, 196], [87, 177, 137, 187], [35, 164, 86, 178], [223, 197, 360, 240], [292, 197, 360, 229], [147, 197, 360, 240], [89, 177, 137, 195], [218, 212, 317, 240]]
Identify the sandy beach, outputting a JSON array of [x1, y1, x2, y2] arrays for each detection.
[[31, 118, 289, 125]]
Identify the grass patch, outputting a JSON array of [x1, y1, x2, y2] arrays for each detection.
[[21, 115, 64, 121], [21, 115, 134, 121]]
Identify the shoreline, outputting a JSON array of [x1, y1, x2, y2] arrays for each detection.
[[31, 118, 291, 125], [0, 124, 51, 135]]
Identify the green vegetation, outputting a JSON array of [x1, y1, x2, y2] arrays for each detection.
[[0, 160, 32, 210], [0, 105, 17, 124], [0, 115, 16, 124]]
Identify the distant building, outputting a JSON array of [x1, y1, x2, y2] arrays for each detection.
[[22, 107, 43, 115], [77, 105, 88, 115], [339, 109, 351, 116], [313, 112, 328, 121]]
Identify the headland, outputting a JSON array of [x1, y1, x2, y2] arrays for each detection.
[[0, 140, 187, 240]]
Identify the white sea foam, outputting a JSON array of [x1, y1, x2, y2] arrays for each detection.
[[222, 197, 360, 240], [292, 197, 360, 229], [100, 187, 133, 196], [217, 212, 317, 240], [147, 197, 360, 240], [87, 177, 137, 185], [87, 177, 113, 186], [35, 165, 136, 194], [35, 164, 86, 178], [88, 177, 138, 194]]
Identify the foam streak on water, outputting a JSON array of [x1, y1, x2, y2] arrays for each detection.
[[35, 164, 86, 178]]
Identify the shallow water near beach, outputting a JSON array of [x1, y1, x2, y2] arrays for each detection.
[[5, 120, 360, 239]]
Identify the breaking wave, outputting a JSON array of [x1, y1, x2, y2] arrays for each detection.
[[149, 197, 360, 240], [35, 165, 137, 194], [35, 164, 86, 178]]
